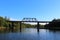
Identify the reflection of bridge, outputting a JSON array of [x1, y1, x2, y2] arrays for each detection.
[[7, 18, 50, 32]]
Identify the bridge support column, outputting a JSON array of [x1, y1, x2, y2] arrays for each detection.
[[20, 22, 22, 32], [37, 22, 39, 32], [11, 22, 14, 32]]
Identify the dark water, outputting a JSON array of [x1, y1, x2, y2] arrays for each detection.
[[0, 28, 60, 40]]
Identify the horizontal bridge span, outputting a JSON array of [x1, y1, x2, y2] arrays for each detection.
[[7, 21, 50, 23]]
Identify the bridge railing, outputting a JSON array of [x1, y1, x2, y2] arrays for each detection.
[[22, 18, 37, 21]]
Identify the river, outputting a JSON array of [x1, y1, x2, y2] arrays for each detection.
[[0, 28, 60, 40]]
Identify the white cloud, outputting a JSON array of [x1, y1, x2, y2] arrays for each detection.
[[10, 18, 20, 21]]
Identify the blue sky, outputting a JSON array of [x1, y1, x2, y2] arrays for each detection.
[[0, 0, 60, 21]]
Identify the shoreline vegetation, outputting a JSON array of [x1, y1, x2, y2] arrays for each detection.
[[0, 16, 44, 31], [45, 19, 60, 30], [0, 16, 60, 32]]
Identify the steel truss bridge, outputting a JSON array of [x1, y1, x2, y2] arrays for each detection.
[[7, 18, 51, 32]]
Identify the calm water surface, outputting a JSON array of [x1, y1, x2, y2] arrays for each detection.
[[0, 28, 60, 40]]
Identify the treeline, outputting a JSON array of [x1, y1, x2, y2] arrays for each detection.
[[22, 23, 44, 28], [0, 16, 44, 29], [45, 19, 60, 29], [0, 16, 34, 29], [0, 16, 10, 27]]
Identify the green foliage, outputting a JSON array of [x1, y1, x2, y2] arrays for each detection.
[[0, 16, 44, 29], [45, 19, 60, 29], [21, 23, 36, 28], [0, 16, 9, 27]]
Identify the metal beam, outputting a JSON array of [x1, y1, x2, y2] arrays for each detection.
[[7, 21, 50, 23]]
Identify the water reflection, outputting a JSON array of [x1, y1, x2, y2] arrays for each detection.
[[0, 28, 60, 40]]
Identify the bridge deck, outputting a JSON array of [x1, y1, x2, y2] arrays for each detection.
[[7, 21, 50, 23]]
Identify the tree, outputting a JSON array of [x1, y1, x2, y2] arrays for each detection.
[[0, 16, 10, 27]]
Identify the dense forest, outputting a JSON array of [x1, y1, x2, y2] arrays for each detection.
[[0, 16, 9, 27], [1, 16, 60, 30], [45, 19, 60, 29], [0, 16, 44, 30]]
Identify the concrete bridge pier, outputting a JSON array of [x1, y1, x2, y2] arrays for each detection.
[[11, 22, 14, 32], [37, 22, 39, 32], [20, 22, 22, 32]]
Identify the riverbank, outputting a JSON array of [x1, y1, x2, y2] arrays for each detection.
[[0, 27, 6, 30]]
